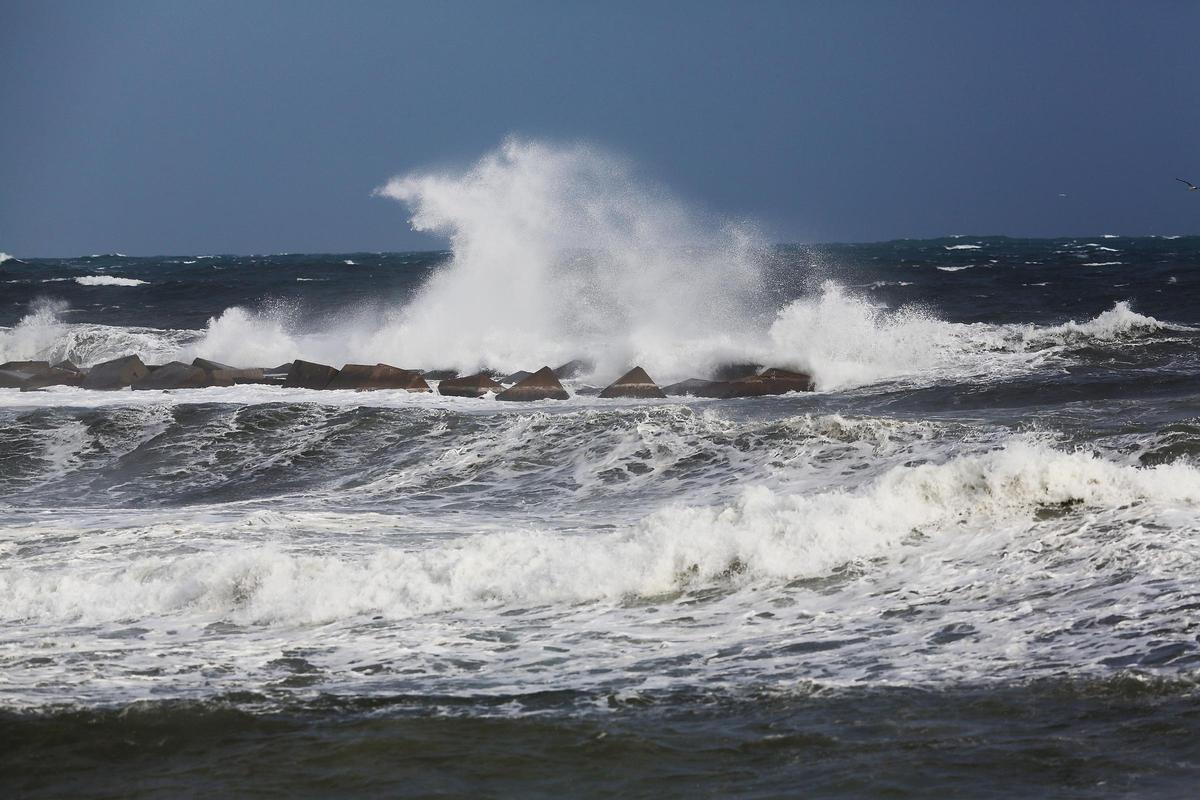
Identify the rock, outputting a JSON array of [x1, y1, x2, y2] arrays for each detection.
[[420, 369, 458, 381], [1, 361, 86, 390], [19, 366, 85, 390], [191, 358, 265, 385], [720, 367, 815, 397], [574, 385, 602, 396], [326, 363, 431, 391], [0, 369, 32, 388], [252, 363, 293, 386], [662, 378, 727, 397], [495, 366, 570, 402], [132, 361, 213, 390], [553, 359, 594, 380], [53, 360, 80, 372], [0, 360, 50, 373], [503, 370, 533, 384], [283, 359, 340, 389], [599, 366, 667, 399], [192, 358, 234, 371], [81, 355, 150, 390], [711, 362, 762, 381], [437, 372, 503, 398]]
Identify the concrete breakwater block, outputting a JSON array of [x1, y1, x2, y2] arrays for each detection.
[[192, 358, 265, 385], [18, 366, 85, 390], [438, 373, 503, 398], [502, 370, 533, 384], [553, 359, 594, 380], [662, 378, 727, 397], [720, 368, 814, 397], [1, 360, 85, 390], [663, 368, 814, 398], [599, 366, 667, 399], [710, 362, 763, 381], [15, 352, 812, 399], [495, 366, 570, 401], [326, 363, 432, 391], [0, 360, 51, 373], [284, 360, 340, 389], [132, 361, 213, 390], [82, 355, 149, 390]]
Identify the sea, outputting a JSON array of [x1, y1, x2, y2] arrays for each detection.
[[3, 156, 1200, 797]]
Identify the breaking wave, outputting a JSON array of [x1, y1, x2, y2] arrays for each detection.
[[170, 141, 1183, 389], [0, 293, 1180, 392], [0, 141, 1187, 390], [0, 298, 195, 366], [4, 439, 1198, 625]]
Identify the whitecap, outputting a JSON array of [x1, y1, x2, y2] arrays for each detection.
[[74, 275, 147, 287], [4, 440, 1198, 626]]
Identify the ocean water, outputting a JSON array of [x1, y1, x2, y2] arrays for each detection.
[[3, 148, 1200, 796]]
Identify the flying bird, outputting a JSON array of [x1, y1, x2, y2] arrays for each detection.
[[1176, 178, 1198, 191]]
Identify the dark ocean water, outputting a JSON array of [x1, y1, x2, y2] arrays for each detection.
[[2, 237, 1200, 797]]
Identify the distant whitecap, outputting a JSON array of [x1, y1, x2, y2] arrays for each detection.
[[74, 275, 148, 287]]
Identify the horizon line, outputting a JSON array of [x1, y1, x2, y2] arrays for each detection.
[[4, 232, 1196, 261]]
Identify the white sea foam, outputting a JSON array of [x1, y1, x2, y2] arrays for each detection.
[[74, 275, 147, 286], [0, 299, 196, 367], [0, 252, 13, 263], [1016, 301, 1173, 348], [1082, 261, 1123, 267], [936, 265, 974, 272], [0, 294, 1176, 394], [3, 440, 1197, 627], [944, 244, 982, 250]]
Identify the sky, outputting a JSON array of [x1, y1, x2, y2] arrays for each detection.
[[2, 0, 1199, 256]]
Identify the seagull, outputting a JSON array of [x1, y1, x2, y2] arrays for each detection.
[[1176, 178, 1198, 191]]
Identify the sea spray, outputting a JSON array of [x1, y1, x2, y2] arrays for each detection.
[[182, 139, 1000, 386], [373, 138, 772, 379], [0, 297, 69, 363], [0, 298, 195, 366]]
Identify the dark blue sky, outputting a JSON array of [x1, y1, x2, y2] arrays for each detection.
[[3, 0, 1199, 256]]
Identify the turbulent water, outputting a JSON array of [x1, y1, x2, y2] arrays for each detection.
[[4, 148, 1200, 797]]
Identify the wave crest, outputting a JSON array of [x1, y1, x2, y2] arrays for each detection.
[[5, 441, 1197, 625]]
